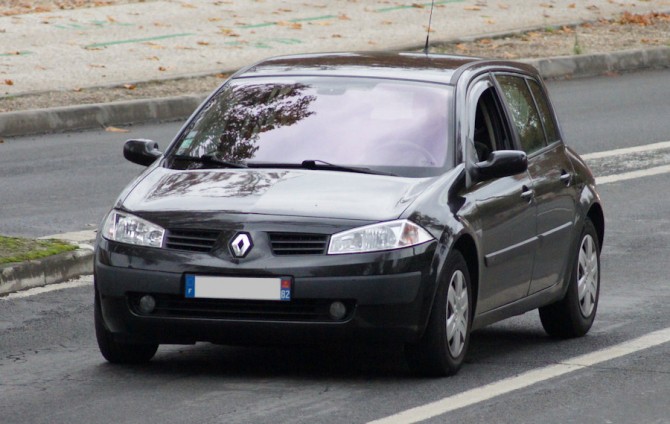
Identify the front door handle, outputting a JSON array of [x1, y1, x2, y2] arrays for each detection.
[[560, 170, 572, 186]]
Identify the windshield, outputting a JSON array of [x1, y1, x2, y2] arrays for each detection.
[[168, 76, 454, 177]]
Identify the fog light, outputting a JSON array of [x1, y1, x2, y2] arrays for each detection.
[[139, 295, 156, 314], [329, 301, 347, 320]]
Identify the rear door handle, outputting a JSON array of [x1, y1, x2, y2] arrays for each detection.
[[521, 185, 534, 202]]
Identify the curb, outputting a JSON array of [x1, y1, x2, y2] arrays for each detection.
[[0, 247, 94, 296], [1, 47, 669, 139], [525, 46, 670, 80], [0, 95, 204, 138]]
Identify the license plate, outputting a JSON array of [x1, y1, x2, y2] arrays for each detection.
[[184, 274, 291, 301]]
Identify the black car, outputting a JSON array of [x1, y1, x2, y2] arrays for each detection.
[[95, 52, 604, 376]]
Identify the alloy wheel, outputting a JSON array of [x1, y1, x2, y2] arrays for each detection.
[[577, 234, 599, 317], [446, 270, 468, 357]]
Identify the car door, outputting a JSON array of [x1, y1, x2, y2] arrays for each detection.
[[460, 77, 538, 313], [495, 74, 578, 295]]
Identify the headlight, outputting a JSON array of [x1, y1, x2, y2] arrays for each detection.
[[328, 219, 434, 255], [101, 210, 165, 248]]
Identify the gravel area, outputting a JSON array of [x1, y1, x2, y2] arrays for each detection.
[[1, 9, 668, 113]]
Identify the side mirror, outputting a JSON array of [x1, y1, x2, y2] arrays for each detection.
[[123, 139, 162, 166], [474, 150, 527, 182]]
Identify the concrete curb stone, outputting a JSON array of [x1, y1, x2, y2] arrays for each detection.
[[2, 47, 669, 139], [0, 247, 94, 296]]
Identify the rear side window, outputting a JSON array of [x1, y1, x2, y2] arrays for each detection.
[[496, 75, 546, 154], [528, 79, 559, 144]]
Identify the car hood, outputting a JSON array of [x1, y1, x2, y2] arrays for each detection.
[[119, 166, 439, 221]]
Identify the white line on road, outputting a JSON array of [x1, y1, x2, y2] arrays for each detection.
[[597, 164, 670, 185], [582, 140, 670, 160], [368, 327, 670, 424], [0, 276, 93, 300]]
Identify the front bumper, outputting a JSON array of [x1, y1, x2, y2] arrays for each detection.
[[95, 238, 439, 345]]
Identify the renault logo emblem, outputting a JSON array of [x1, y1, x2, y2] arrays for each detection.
[[230, 233, 252, 258]]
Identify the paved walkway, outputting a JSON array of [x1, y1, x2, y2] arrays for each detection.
[[2, 0, 668, 97]]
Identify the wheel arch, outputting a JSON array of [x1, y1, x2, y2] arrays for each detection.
[[452, 233, 479, 318], [587, 202, 605, 250]]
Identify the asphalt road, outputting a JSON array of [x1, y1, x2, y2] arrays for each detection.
[[2, 69, 670, 423]]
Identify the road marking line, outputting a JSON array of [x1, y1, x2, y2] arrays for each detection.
[[84, 33, 196, 49], [368, 327, 670, 424], [1, 277, 92, 300], [582, 140, 670, 160], [597, 164, 670, 185]]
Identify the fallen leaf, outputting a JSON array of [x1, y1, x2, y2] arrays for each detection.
[[332, 34, 343, 38], [464, 6, 481, 11], [338, 14, 351, 20], [105, 126, 129, 133], [219, 27, 240, 37], [276, 21, 302, 29], [73, 87, 82, 92], [197, 40, 210, 46], [158, 66, 168, 71], [123, 83, 136, 90], [145, 55, 160, 61], [181, 2, 197, 8], [4, 79, 13, 86], [216, 73, 228, 79], [208, 17, 222, 22], [568, 3, 576, 8]]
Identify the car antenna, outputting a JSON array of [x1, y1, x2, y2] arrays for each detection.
[[423, 0, 436, 54]]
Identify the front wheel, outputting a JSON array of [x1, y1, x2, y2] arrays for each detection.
[[405, 250, 472, 377], [95, 289, 158, 364], [539, 218, 600, 338]]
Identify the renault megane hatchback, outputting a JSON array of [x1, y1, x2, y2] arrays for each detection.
[[94, 52, 604, 376]]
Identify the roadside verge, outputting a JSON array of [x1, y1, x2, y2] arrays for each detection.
[[0, 231, 96, 296]]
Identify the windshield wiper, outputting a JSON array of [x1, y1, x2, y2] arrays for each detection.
[[172, 153, 247, 168], [299, 159, 396, 176]]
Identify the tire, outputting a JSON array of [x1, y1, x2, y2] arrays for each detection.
[[405, 250, 472, 377], [539, 218, 600, 338], [95, 289, 158, 364]]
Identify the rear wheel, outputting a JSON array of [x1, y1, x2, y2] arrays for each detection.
[[95, 289, 158, 364], [405, 250, 471, 377], [539, 218, 600, 338]]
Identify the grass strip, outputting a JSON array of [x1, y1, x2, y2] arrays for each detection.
[[0, 235, 77, 265]]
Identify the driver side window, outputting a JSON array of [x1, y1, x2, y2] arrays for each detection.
[[472, 87, 512, 162]]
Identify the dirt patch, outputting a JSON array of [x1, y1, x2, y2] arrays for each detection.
[[0, 0, 154, 16], [433, 11, 670, 59]]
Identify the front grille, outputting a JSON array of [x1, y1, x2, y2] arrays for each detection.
[[129, 294, 354, 322], [268, 233, 328, 256], [165, 229, 220, 252]]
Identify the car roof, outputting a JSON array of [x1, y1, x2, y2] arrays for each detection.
[[235, 51, 539, 85]]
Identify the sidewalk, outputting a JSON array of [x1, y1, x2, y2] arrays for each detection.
[[1, 0, 670, 294]]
